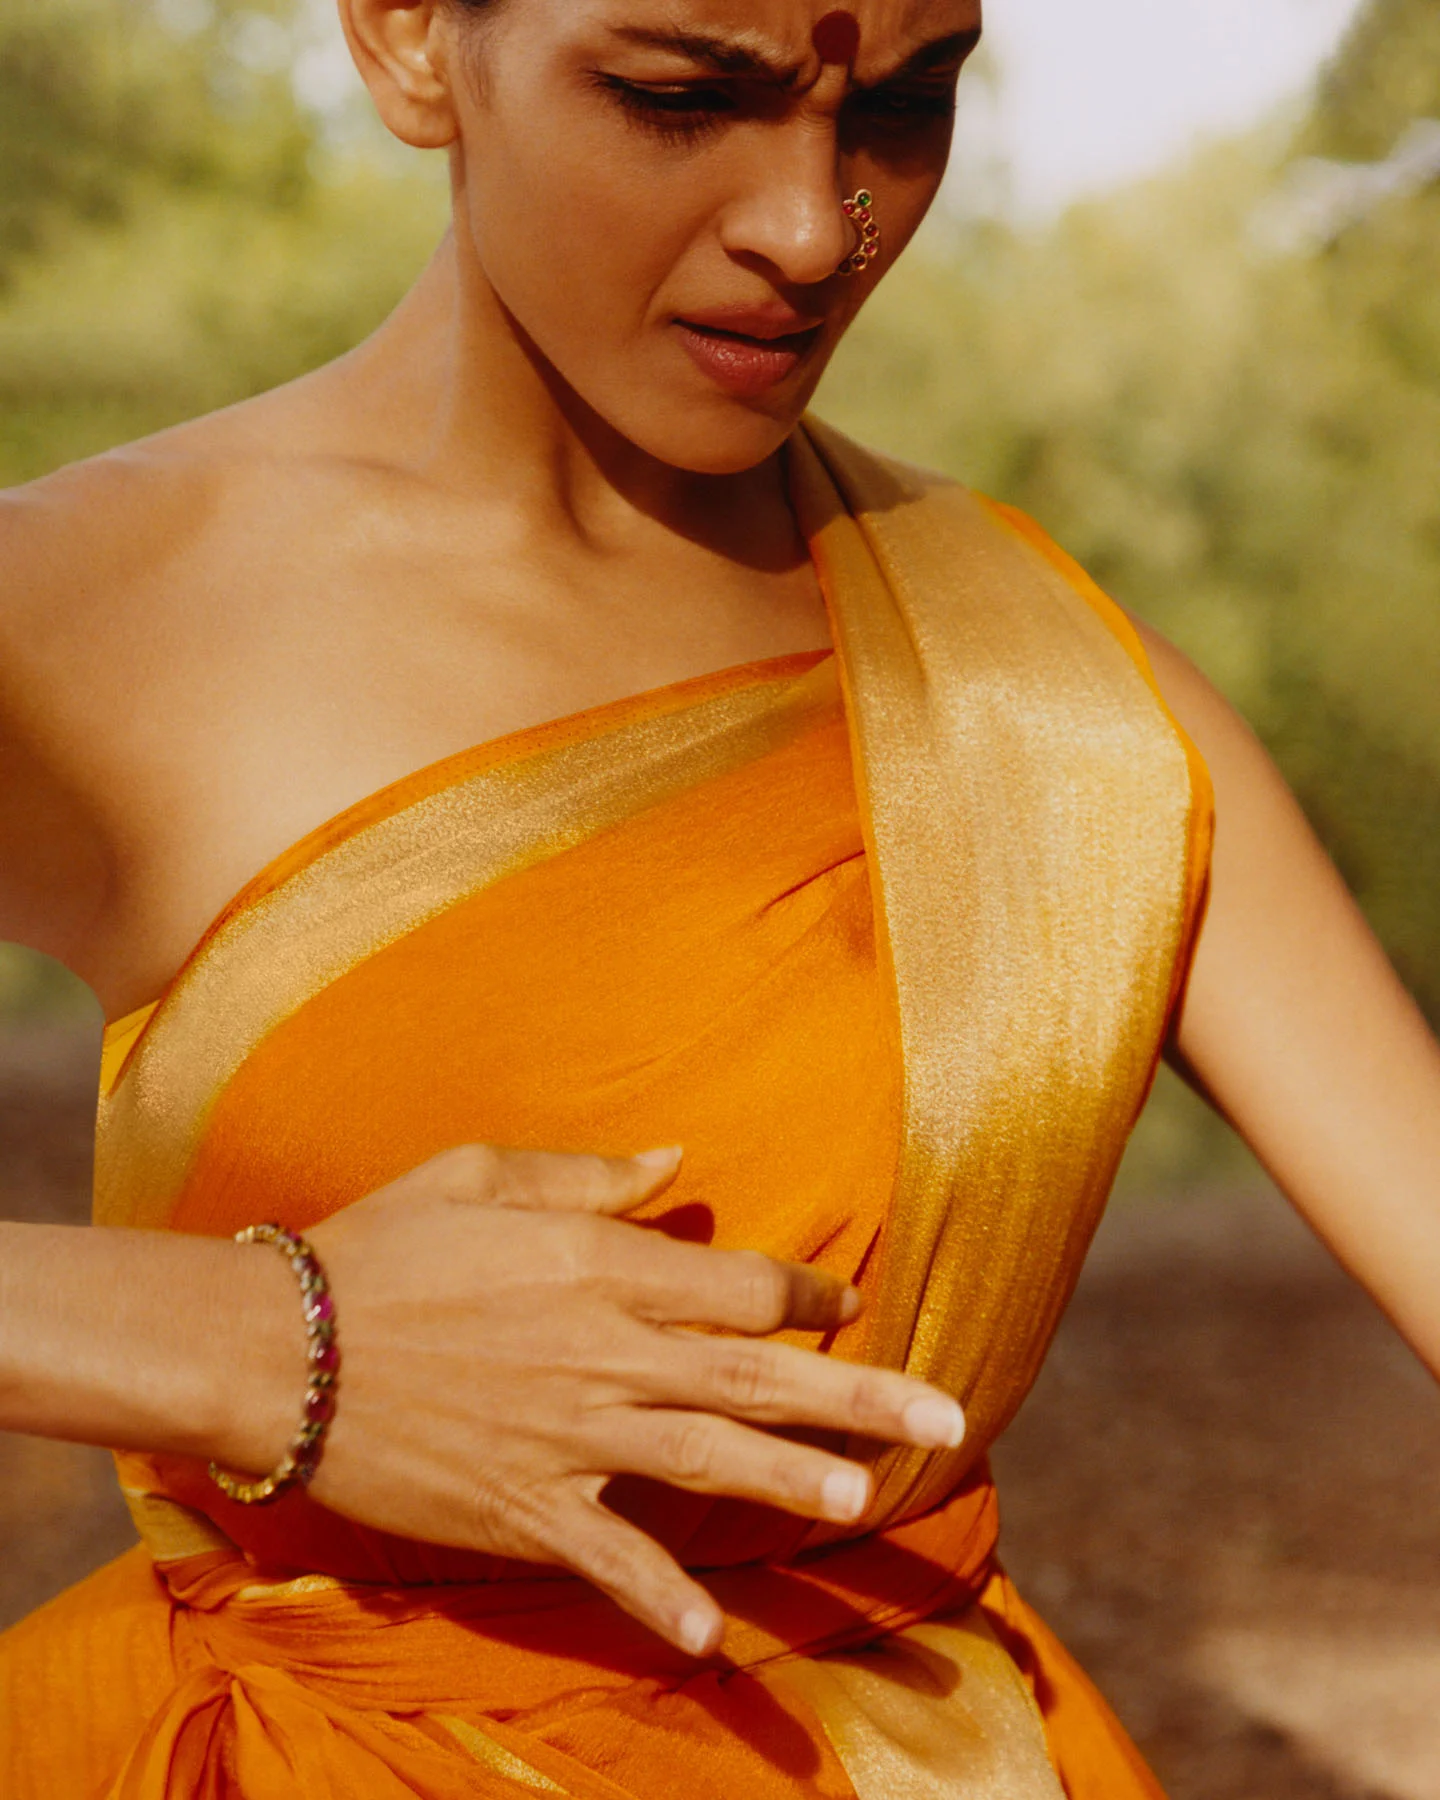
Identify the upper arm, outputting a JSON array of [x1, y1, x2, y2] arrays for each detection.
[[0, 475, 123, 963], [1131, 617, 1440, 1366]]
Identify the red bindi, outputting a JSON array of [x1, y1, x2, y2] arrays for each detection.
[[812, 9, 860, 65]]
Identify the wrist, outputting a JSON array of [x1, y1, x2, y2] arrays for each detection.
[[202, 1232, 310, 1477], [207, 1224, 340, 1504]]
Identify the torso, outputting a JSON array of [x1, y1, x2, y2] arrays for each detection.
[[0, 367, 832, 1019]]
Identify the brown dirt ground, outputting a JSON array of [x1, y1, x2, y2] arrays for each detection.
[[3, 1020, 1438, 1799]]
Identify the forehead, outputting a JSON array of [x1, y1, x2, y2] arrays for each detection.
[[565, 0, 982, 72]]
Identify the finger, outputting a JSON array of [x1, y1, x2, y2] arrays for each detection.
[[559, 1491, 723, 1658], [604, 1237, 861, 1334], [486, 1146, 686, 1215], [645, 1331, 967, 1451], [420, 1143, 684, 1215], [610, 1409, 874, 1526]]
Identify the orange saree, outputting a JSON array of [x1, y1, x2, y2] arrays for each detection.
[[0, 423, 1211, 1799]]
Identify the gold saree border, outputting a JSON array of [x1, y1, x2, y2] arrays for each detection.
[[100, 417, 1198, 1544], [118, 1485, 235, 1560], [791, 421, 1197, 1522], [434, 1718, 568, 1794], [769, 1603, 1065, 1800], [95, 655, 839, 1230], [91, 434, 1195, 1797]]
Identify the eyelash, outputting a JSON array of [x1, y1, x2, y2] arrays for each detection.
[[595, 75, 957, 146], [595, 76, 735, 145], [853, 86, 957, 126]]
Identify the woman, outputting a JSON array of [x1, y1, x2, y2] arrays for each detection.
[[0, 0, 1437, 1794]]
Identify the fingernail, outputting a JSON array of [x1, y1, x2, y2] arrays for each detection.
[[822, 1467, 870, 1522], [634, 1145, 683, 1169], [839, 1285, 863, 1322], [903, 1395, 966, 1449], [679, 1606, 720, 1656]]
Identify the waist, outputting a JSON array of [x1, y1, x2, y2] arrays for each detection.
[[116, 1439, 977, 1583], [148, 1467, 1000, 1711]]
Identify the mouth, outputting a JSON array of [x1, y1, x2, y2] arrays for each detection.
[[672, 315, 827, 400]]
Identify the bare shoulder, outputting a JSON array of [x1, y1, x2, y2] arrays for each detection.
[[1124, 613, 1288, 817], [0, 439, 197, 960], [0, 400, 283, 649], [0, 415, 249, 791], [1123, 612, 1380, 1035], [0, 392, 312, 962]]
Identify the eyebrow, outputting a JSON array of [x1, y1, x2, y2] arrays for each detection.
[[608, 27, 805, 82], [886, 29, 983, 80], [606, 25, 982, 86]]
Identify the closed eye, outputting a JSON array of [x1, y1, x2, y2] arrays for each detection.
[[847, 80, 959, 129], [593, 74, 739, 144]]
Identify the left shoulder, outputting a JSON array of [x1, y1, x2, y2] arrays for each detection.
[[976, 495, 1260, 775], [1112, 599, 1303, 892], [1122, 612, 1276, 798]]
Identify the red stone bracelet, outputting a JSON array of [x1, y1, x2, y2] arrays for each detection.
[[208, 1223, 340, 1506]]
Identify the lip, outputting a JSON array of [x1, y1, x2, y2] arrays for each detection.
[[672, 309, 826, 400]]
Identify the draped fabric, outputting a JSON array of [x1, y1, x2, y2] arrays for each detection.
[[0, 423, 1209, 1798]]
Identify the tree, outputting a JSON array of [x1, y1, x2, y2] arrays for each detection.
[[0, 0, 445, 482], [816, 0, 1440, 1184]]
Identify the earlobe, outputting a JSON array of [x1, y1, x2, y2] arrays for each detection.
[[336, 0, 460, 150]]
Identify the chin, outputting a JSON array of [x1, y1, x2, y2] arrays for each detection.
[[610, 389, 813, 478]]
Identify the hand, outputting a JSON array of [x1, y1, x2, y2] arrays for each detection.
[[225, 1143, 966, 1656]]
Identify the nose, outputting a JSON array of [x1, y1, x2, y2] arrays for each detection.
[[717, 123, 857, 288]]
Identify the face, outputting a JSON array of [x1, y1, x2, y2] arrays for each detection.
[[439, 0, 982, 474]]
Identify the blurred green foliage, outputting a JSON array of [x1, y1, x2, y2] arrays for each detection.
[[1, 0, 1435, 1198], [0, 0, 445, 1024], [1310, 0, 1440, 156], [0, 0, 313, 290], [0, 0, 446, 478], [0, 944, 97, 1023], [819, 0, 1440, 1192]]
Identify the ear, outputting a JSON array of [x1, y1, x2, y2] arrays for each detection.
[[337, 0, 460, 149]]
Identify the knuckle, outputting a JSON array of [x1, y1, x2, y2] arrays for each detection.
[[574, 1518, 649, 1592], [463, 1467, 541, 1546], [562, 1211, 611, 1276], [468, 1461, 538, 1519], [714, 1343, 778, 1411], [580, 1153, 628, 1200], [768, 1449, 813, 1505], [864, 1371, 908, 1423], [841, 1372, 885, 1430], [734, 1253, 789, 1330], [431, 1143, 499, 1200], [574, 1525, 627, 1584], [661, 1418, 718, 1485], [546, 1212, 615, 1291]]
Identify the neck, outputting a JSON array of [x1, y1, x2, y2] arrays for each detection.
[[329, 222, 803, 576]]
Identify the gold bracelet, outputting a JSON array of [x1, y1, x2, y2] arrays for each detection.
[[208, 1223, 340, 1506]]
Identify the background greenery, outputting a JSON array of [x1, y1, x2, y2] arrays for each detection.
[[2, 0, 1436, 1194]]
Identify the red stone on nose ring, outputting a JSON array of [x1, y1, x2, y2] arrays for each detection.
[[837, 190, 880, 277]]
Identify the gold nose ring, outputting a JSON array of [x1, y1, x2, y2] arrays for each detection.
[[836, 190, 880, 276]]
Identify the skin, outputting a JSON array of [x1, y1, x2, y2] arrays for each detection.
[[1, 0, 1438, 1663]]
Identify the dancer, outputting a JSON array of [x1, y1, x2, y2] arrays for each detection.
[[2, 3, 1437, 1794]]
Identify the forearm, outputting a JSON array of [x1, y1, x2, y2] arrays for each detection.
[[1179, 919, 1440, 1379], [0, 1220, 299, 1471]]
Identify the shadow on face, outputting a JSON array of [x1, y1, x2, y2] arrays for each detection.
[[341, 0, 983, 473]]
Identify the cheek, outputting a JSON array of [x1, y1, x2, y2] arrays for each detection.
[[461, 108, 694, 359]]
